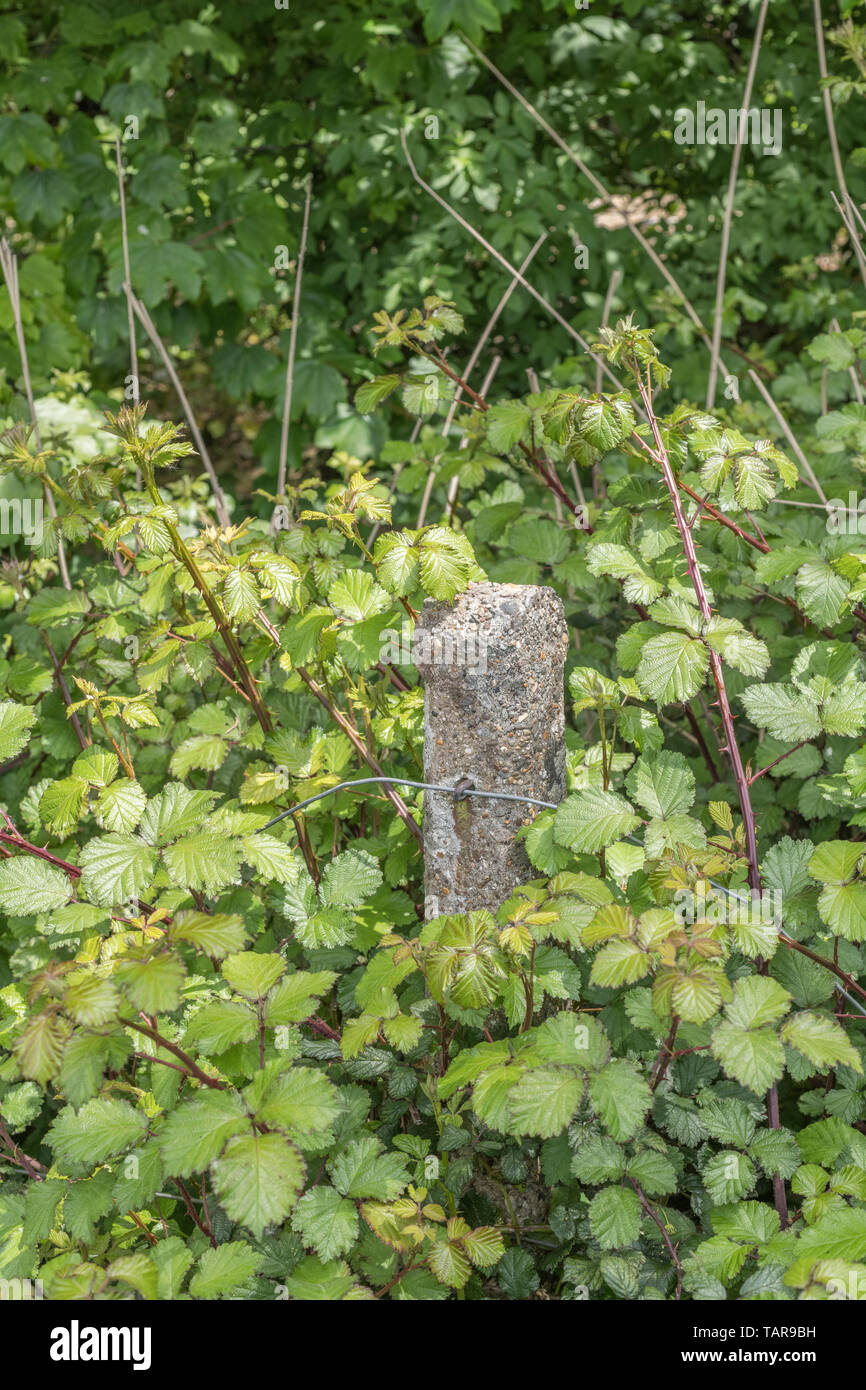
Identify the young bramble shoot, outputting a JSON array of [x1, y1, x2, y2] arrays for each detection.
[[2, 5, 866, 1308]]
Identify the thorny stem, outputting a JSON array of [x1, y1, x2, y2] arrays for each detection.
[[292, 812, 320, 884], [779, 932, 866, 1005], [0, 1119, 45, 1180], [138, 468, 272, 733], [520, 940, 537, 1033], [628, 427, 769, 553], [683, 704, 721, 781], [637, 371, 761, 893], [419, 343, 584, 520], [630, 1179, 683, 1300], [127, 1210, 157, 1246], [636, 366, 789, 1227], [121, 1017, 225, 1090], [374, 1261, 422, 1299], [748, 741, 808, 784], [92, 700, 135, 778], [305, 1015, 341, 1041], [166, 519, 272, 734], [0, 823, 81, 879], [650, 1015, 680, 1093], [175, 1177, 216, 1248], [296, 667, 423, 846], [41, 633, 88, 750]]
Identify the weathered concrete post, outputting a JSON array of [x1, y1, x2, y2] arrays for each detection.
[[414, 582, 568, 918]]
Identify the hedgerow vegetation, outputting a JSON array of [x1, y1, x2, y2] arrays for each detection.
[[3, 0, 866, 1303]]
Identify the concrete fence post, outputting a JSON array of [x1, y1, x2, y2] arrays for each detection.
[[414, 581, 568, 918]]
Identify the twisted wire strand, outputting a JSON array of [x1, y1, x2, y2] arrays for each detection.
[[258, 776, 866, 1019]]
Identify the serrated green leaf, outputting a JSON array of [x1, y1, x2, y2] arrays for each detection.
[[159, 1091, 249, 1176], [327, 1135, 408, 1200], [211, 1131, 306, 1236], [781, 1011, 863, 1072], [507, 1067, 583, 1138], [292, 1186, 359, 1260], [48, 1097, 147, 1168], [636, 630, 709, 704], [553, 787, 640, 854], [188, 1241, 263, 1298], [590, 1060, 652, 1141], [78, 834, 157, 908], [589, 1185, 642, 1249], [0, 857, 71, 915]]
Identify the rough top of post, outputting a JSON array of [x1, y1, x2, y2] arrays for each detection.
[[414, 580, 567, 643]]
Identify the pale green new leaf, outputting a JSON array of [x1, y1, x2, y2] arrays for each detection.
[[0, 857, 71, 915], [264, 970, 337, 1026], [417, 528, 474, 601], [249, 1066, 339, 1144], [94, 778, 147, 833], [821, 683, 866, 737], [159, 1091, 249, 1176], [428, 1238, 472, 1289], [507, 1067, 583, 1138], [14, 1012, 66, 1086], [138, 784, 218, 845], [39, 776, 87, 834], [710, 1022, 786, 1095], [809, 842, 866, 940], [636, 630, 709, 704], [64, 974, 121, 1027], [329, 568, 391, 621], [587, 543, 663, 605], [704, 617, 770, 677], [0, 701, 37, 760], [184, 999, 257, 1054], [485, 400, 531, 452], [726, 977, 792, 1030], [781, 1011, 863, 1073], [241, 833, 300, 884], [343, 1010, 391, 1069], [590, 938, 651, 988], [553, 787, 640, 854], [373, 531, 419, 595], [462, 1226, 505, 1269], [114, 952, 186, 1015], [589, 1060, 652, 1141], [796, 561, 849, 628], [355, 374, 400, 414], [170, 910, 247, 959], [78, 834, 157, 908], [579, 394, 635, 451], [626, 751, 695, 818], [169, 735, 228, 779], [382, 1013, 423, 1052], [48, 1097, 147, 1167], [222, 951, 285, 999], [161, 832, 242, 894], [740, 685, 821, 742], [222, 568, 260, 622], [211, 1131, 306, 1236], [72, 749, 119, 786], [319, 848, 382, 908]]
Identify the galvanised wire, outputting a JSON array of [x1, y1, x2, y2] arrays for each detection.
[[258, 775, 866, 1020]]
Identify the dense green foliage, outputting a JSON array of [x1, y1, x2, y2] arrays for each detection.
[[4, 0, 866, 1304], [2, 0, 866, 485]]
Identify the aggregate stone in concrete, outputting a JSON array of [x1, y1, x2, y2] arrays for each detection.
[[414, 581, 568, 918]]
